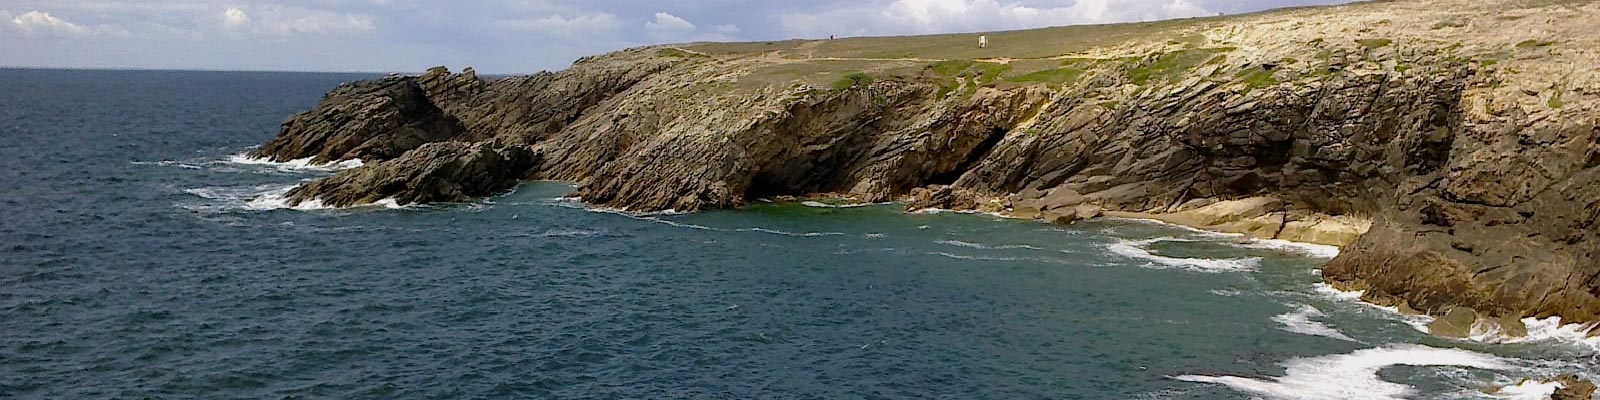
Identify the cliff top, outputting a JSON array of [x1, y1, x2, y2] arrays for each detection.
[[605, 0, 1595, 116]]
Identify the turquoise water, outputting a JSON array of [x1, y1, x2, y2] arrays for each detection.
[[2, 69, 1595, 399]]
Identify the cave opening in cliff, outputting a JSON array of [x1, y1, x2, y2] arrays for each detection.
[[927, 127, 1008, 186]]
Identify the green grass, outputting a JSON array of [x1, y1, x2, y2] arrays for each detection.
[[1006, 67, 1087, 87], [656, 48, 709, 59], [1236, 66, 1280, 90], [679, 3, 1334, 62], [1127, 47, 1235, 85], [1356, 38, 1393, 49], [831, 72, 876, 90], [926, 60, 1014, 97]]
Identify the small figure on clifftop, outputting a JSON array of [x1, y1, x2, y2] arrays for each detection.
[[979, 35, 988, 48]]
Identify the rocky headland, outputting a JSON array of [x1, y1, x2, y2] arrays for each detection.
[[253, 0, 1600, 337]]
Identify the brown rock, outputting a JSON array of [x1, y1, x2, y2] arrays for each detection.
[[1497, 314, 1528, 338], [1427, 307, 1477, 339], [1553, 374, 1597, 400]]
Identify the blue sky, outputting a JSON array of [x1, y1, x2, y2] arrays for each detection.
[[0, 0, 1353, 74]]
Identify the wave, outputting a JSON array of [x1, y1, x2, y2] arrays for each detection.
[[1273, 304, 1358, 342], [522, 229, 604, 238], [934, 239, 1044, 250], [1463, 317, 1600, 351], [1111, 217, 1341, 258], [1105, 238, 1260, 273], [1173, 344, 1515, 400], [130, 160, 204, 169], [1230, 238, 1342, 258], [1313, 284, 1600, 351], [183, 184, 404, 212], [224, 153, 364, 172], [929, 251, 1024, 261], [742, 227, 845, 237], [1313, 283, 1435, 333], [799, 201, 886, 208]]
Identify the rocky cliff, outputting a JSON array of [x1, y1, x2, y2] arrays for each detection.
[[250, 0, 1600, 329]]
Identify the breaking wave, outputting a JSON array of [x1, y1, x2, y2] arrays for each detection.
[[224, 153, 364, 172], [1174, 344, 1515, 400], [1273, 304, 1358, 342], [1105, 238, 1260, 272], [934, 239, 1044, 250]]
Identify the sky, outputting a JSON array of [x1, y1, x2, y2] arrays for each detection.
[[0, 0, 1354, 74]]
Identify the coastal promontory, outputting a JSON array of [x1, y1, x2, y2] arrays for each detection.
[[252, 0, 1600, 330]]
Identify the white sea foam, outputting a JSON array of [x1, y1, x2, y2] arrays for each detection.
[[1174, 344, 1515, 400], [526, 229, 603, 238], [1313, 283, 1435, 333], [742, 227, 845, 237], [929, 251, 1024, 261], [934, 239, 1044, 250], [1231, 238, 1342, 258], [225, 153, 364, 172], [132, 160, 204, 169], [240, 185, 335, 211], [183, 184, 411, 211], [371, 198, 405, 209], [799, 201, 884, 208], [1463, 317, 1600, 351], [1483, 379, 1562, 399], [1273, 304, 1358, 342], [1105, 238, 1260, 273], [1112, 217, 1341, 258], [1313, 284, 1600, 350]]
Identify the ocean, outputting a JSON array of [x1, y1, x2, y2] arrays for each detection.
[[2, 68, 1595, 399]]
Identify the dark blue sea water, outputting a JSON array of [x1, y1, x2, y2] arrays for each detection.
[[2, 68, 1596, 399]]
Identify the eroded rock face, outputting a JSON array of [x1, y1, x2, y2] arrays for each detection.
[[251, 0, 1600, 326], [285, 141, 538, 207], [252, 74, 472, 163]]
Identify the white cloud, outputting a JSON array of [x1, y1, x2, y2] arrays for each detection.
[[222, 7, 250, 29], [220, 6, 375, 37], [643, 11, 738, 43], [780, 0, 1213, 38], [492, 12, 622, 39], [11, 11, 90, 36], [645, 12, 696, 33]]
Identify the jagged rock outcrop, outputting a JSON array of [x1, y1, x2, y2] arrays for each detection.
[[284, 141, 538, 207], [252, 74, 473, 163], [251, 0, 1600, 328], [1553, 374, 1598, 400]]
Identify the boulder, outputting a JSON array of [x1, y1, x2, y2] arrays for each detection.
[[1426, 307, 1478, 339], [1553, 374, 1597, 400]]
